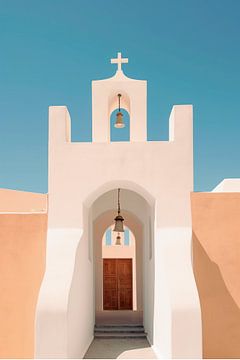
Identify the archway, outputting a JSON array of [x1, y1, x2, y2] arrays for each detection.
[[40, 181, 156, 358], [89, 187, 155, 339]]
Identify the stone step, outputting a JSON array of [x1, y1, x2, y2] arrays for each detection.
[[94, 332, 147, 339], [95, 324, 143, 328], [95, 326, 144, 333], [94, 324, 147, 338]]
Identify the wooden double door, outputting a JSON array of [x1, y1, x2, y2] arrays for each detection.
[[103, 259, 133, 310]]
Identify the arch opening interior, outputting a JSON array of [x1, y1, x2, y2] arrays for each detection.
[[91, 188, 154, 336]]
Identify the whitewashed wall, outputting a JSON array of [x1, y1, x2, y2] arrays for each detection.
[[35, 67, 201, 359]]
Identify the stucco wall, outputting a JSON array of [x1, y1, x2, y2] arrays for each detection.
[[0, 190, 47, 359], [0, 188, 47, 212], [191, 192, 240, 358], [48, 104, 193, 229], [37, 65, 201, 358], [0, 214, 47, 359]]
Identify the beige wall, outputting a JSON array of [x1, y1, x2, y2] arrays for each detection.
[[0, 190, 47, 359], [191, 192, 240, 359], [0, 189, 47, 212]]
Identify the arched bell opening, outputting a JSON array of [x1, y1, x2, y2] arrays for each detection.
[[110, 108, 130, 142]]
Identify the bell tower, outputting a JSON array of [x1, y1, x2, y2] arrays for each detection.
[[92, 52, 147, 142]]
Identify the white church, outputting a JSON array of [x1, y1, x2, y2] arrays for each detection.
[[35, 52, 202, 359]]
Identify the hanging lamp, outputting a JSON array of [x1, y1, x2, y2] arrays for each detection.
[[115, 232, 122, 245], [113, 188, 124, 232], [114, 94, 125, 128]]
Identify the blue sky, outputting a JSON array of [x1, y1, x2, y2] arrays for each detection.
[[0, 0, 240, 193]]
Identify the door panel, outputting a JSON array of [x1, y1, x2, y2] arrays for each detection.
[[103, 259, 118, 310], [103, 259, 133, 310], [117, 259, 133, 310]]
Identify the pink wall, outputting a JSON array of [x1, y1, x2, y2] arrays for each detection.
[[191, 192, 240, 358], [0, 190, 47, 359]]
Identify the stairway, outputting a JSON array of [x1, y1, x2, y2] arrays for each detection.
[[94, 324, 147, 338]]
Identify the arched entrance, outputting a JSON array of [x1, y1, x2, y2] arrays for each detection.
[[36, 179, 202, 359], [89, 187, 155, 339]]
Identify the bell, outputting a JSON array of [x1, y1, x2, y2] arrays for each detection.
[[114, 112, 125, 128], [115, 233, 121, 245], [113, 214, 124, 232]]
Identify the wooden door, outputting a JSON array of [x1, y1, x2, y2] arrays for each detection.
[[103, 259, 133, 310], [117, 259, 133, 310], [103, 259, 118, 310]]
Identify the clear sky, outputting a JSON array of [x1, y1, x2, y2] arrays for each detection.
[[1, 0, 240, 193]]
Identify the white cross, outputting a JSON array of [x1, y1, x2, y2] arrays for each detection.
[[111, 52, 128, 71]]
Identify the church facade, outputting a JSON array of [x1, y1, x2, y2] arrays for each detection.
[[35, 53, 201, 358]]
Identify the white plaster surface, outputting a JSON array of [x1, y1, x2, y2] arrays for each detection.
[[35, 228, 83, 358], [154, 228, 202, 358], [213, 178, 240, 192], [92, 69, 147, 142], [35, 57, 202, 359]]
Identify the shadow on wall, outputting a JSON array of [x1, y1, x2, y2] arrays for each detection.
[[67, 216, 94, 359], [192, 233, 240, 359]]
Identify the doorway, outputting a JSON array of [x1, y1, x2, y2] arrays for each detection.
[[92, 188, 154, 334], [103, 259, 133, 310]]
